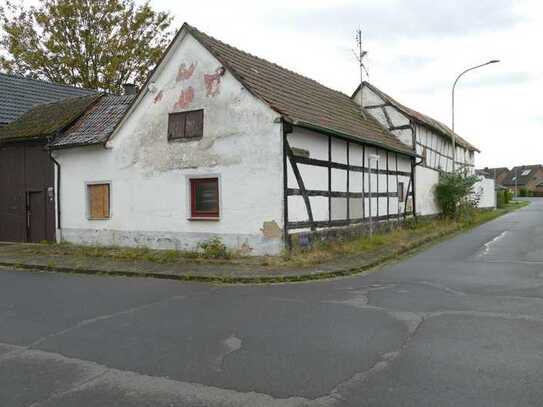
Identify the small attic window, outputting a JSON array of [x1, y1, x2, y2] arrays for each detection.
[[521, 170, 531, 176], [168, 110, 204, 140]]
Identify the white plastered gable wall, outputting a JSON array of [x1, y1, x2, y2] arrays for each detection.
[[53, 29, 285, 255]]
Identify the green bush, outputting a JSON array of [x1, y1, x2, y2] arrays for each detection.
[[435, 171, 479, 219], [496, 191, 505, 208], [503, 190, 510, 204], [198, 237, 231, 259], [519, 187, 528, 197]]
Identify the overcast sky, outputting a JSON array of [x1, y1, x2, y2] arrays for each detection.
[[145, 0, 540, 169]]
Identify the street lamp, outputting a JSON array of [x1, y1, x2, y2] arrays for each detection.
[[451, 59, 500, 172], [368, 154, 380, 239]]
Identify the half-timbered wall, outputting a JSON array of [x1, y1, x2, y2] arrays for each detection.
[[354, 84, 481, 216], [357, 85, 475, 174], [284, 126, 413, 238], [415, 124, 474, 174]]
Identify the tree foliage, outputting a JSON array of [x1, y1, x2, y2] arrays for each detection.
[[0, 0, 173, 93], [435, 171, 479, 219]]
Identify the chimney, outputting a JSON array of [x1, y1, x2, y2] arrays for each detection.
[[122, 83, 138, 95]]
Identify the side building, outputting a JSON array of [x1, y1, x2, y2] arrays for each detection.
[[352, 82, 494, 215], [0, 74, 96, 242]]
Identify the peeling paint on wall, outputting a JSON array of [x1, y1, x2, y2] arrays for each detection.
[[204, 67, 224, 97], [261, 221, 282, 240], [174, 86, 194, 110], [176, 62, 197, 81], [153, 90, 163, 104]]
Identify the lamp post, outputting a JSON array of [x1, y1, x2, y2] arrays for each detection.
[[368, 154, 380, 239], [451, 60, 500, 172]]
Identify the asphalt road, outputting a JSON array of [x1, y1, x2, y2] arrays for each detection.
[[1, 199, 543, 406]]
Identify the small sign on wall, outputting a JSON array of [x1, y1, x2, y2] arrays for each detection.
[[47, 187, 54, 202]]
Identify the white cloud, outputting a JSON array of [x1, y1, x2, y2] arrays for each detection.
[[148, 0, 541, 167]]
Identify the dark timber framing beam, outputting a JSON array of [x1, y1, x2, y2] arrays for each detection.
[[283, 123, 417, 245], [282, 121, 292, 249], [291, 155, 411, 176], [390, 124, 412, 131], [286, 139, 316, 232], [288, 213, 403, 230], [364, 103, 389, 109], [287, 188, 401, 198], [328, 135, 332, 223], [346, 141, 350, 221]]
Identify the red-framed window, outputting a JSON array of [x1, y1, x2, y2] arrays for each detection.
[[190, 178, 219, 218]]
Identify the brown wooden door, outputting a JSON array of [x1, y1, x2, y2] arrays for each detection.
[[0, 144, 26, 242]]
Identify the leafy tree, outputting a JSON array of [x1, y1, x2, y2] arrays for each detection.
[[435, 171, 479, 219], [0, 0, 173, 93]]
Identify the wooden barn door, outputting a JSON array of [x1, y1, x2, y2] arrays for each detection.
[[0, 141, 55, 242]]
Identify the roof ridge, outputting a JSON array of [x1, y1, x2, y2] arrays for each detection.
[[28, 93, 102, 108], [0, 72, 97, 93], [184, 24, 351, 100], [363, 81, 478, 152]]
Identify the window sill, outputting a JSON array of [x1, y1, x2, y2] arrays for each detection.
[[87, 217, 111, 221], [188, 217, 220, 221], [168, 136, 203, 143]]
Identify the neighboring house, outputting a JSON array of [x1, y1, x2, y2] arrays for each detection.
[[49, 23, 417, 255], [0, 74, 96, 242], [0, 95, 100, 242], [502, 165, 543, 194], [352, 82, 494, 215], [479, 167, 509, 186], [0, 73, 95, 127]]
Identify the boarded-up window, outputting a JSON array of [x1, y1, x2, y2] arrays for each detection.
[[168, 110, 204, 140], [87, 183, 110, 219], [398, 182, 405, 202], [190, 178, 219, 218]]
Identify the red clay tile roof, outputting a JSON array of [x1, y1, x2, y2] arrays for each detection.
[[185, 24, 415, 156], [50, 95, 135, 149], [361, 82, 479, 152], [502, 165, 543, 186]]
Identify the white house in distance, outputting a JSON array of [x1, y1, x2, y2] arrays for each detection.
[[353, 82, 495, 214], [47, 23, 491, 255]]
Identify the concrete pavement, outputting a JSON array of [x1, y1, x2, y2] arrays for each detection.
[[1, 199, 542, 406]]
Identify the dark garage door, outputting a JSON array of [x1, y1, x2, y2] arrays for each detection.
[[0, 142, 55, 242]]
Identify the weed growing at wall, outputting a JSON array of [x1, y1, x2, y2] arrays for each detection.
[[435, 171, 479, 219], [198, 237, 232, 259]]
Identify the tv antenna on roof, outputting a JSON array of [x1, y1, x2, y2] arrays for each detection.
[[354, 28, 369, 119]]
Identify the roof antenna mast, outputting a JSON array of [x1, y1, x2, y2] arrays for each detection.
[[355, 28, 369, 119]]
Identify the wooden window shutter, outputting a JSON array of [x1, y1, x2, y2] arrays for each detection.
[[185, 110, 204, 139], [168, 113, 186, 140], [88, 184, 110, 219], [168, 110, 203, 140]]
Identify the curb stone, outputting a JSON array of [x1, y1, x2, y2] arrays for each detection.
[[0, 202, 528, 284], [0, 227, 460, 284]]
